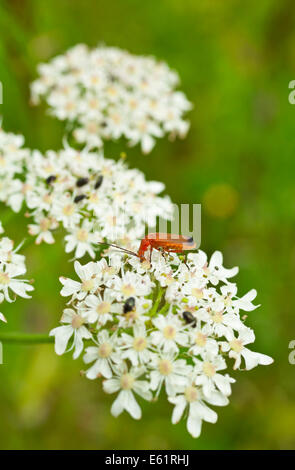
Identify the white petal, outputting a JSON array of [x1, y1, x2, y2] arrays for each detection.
[[242, 348, 273, 370], [187, 411, 202, 438], [50, 325, 73, 355], [111, 391, 124, 417], [124, 390, 142, 420], [171, 397, 186, 424], [103, 378, 121, 394]]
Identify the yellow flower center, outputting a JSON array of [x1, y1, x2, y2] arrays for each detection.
[[212, 311, 223, 323], [191, 288, 203, 299], [111, 113, 121, 124], [163, 325, 176, 340], [89, 98, 99, 109], [224, 295, 232, 307], [133, 337, 147, 352], [158, 359, 173, 376], [62, 204, 75, 216], [185, 386, 198, 403], [89, 193, 99, 203], [77, 229, 88, 242], [40, 218, 51, 231], [45, 164, 54, 174], [43, 193, 52, 204], [230, 339, 244, 353], [195, 332, 207, 347], [81, 279, 94, 292], [71, 315, 84, 329], [107, 86, 117, 97], [125, 310, 138, 322], [120, 373, 134, 390], [65, 101, 75, 111], [129, 99, 138, 109], [138, 121, 147, 132], [103, 266, 116, 276], [160, 273, 174, 286], [90, 75, 100, 85], [98, 343, 112, 358], [22, 183, 32, 194], [203, 362, 216, 377], [0, 272, 10, 285], [97, 301, 111, 315], [121, 284, 135, 297], [86, 122, 99, 133]]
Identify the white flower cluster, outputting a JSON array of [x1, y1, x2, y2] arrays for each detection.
[[0, 129, 173, 258], [31, 45, 192, 153], [0, 222, 34, 323], [50, 249, 273, 438], [0, 127, 29, 210]]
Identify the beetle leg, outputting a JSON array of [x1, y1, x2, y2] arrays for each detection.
[[149, 246, 153, 263], [184, 252, 189, 267]]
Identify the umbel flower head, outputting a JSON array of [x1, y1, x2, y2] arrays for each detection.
[[50, 248, 273, 438], [0, 222, 34, 323], [31, 44, 192, 153], [0, 125, 30, 211], [0, 130, 174, 257]]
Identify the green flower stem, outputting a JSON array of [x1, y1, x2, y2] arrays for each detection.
[[157, 303, 170, 315], [0, 332, 54, 344], [149, 286, 164, 317]]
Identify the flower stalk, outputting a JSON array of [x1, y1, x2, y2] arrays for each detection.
[[0, 332, 54, 344]]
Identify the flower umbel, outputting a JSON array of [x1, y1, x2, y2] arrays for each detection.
[[0, 223, 34, 323], [31, 44, 192, 153], [50, 248, 273, 438]]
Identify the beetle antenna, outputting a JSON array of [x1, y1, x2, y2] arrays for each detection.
[[97, 241, 140, 258]]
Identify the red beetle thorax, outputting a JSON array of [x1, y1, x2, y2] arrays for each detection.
[[138, 238, 150, 259]]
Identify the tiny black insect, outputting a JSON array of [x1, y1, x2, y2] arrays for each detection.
[[46, 175, 57, 185], [76, 177, 89, 187], [94, 175, 103, 189], [123, 297, 136, 314], [74, 194, 88, 203], [182, 311, 196, 327], [108, 73, 117, 83]]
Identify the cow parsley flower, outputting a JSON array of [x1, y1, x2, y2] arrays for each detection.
[[0, 224, 34, 323], [1, 143, 174, 258], [169, 379, 229, 438], [50, 248, 273, 438], [31, 44, 192, 153], [0, 126, 30, 212], [103, 364, 152, 420], [49, 307, 93, 359]]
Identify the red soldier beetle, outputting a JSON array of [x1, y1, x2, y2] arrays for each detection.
[[98, 233, 196, 263]]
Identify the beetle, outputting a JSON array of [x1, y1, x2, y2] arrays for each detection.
[[46, 175, 57, 185], [138, 233, 196, 262], [76, 177, 89, 187], [123, 297, 136, 314], [94, 175, 103, 189], [98, 233, 196, 263], [182, 311, 197, 327], [74, 194, 88, 203]]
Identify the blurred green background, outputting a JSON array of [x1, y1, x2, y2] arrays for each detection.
[[0, 0, 294, 450]]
